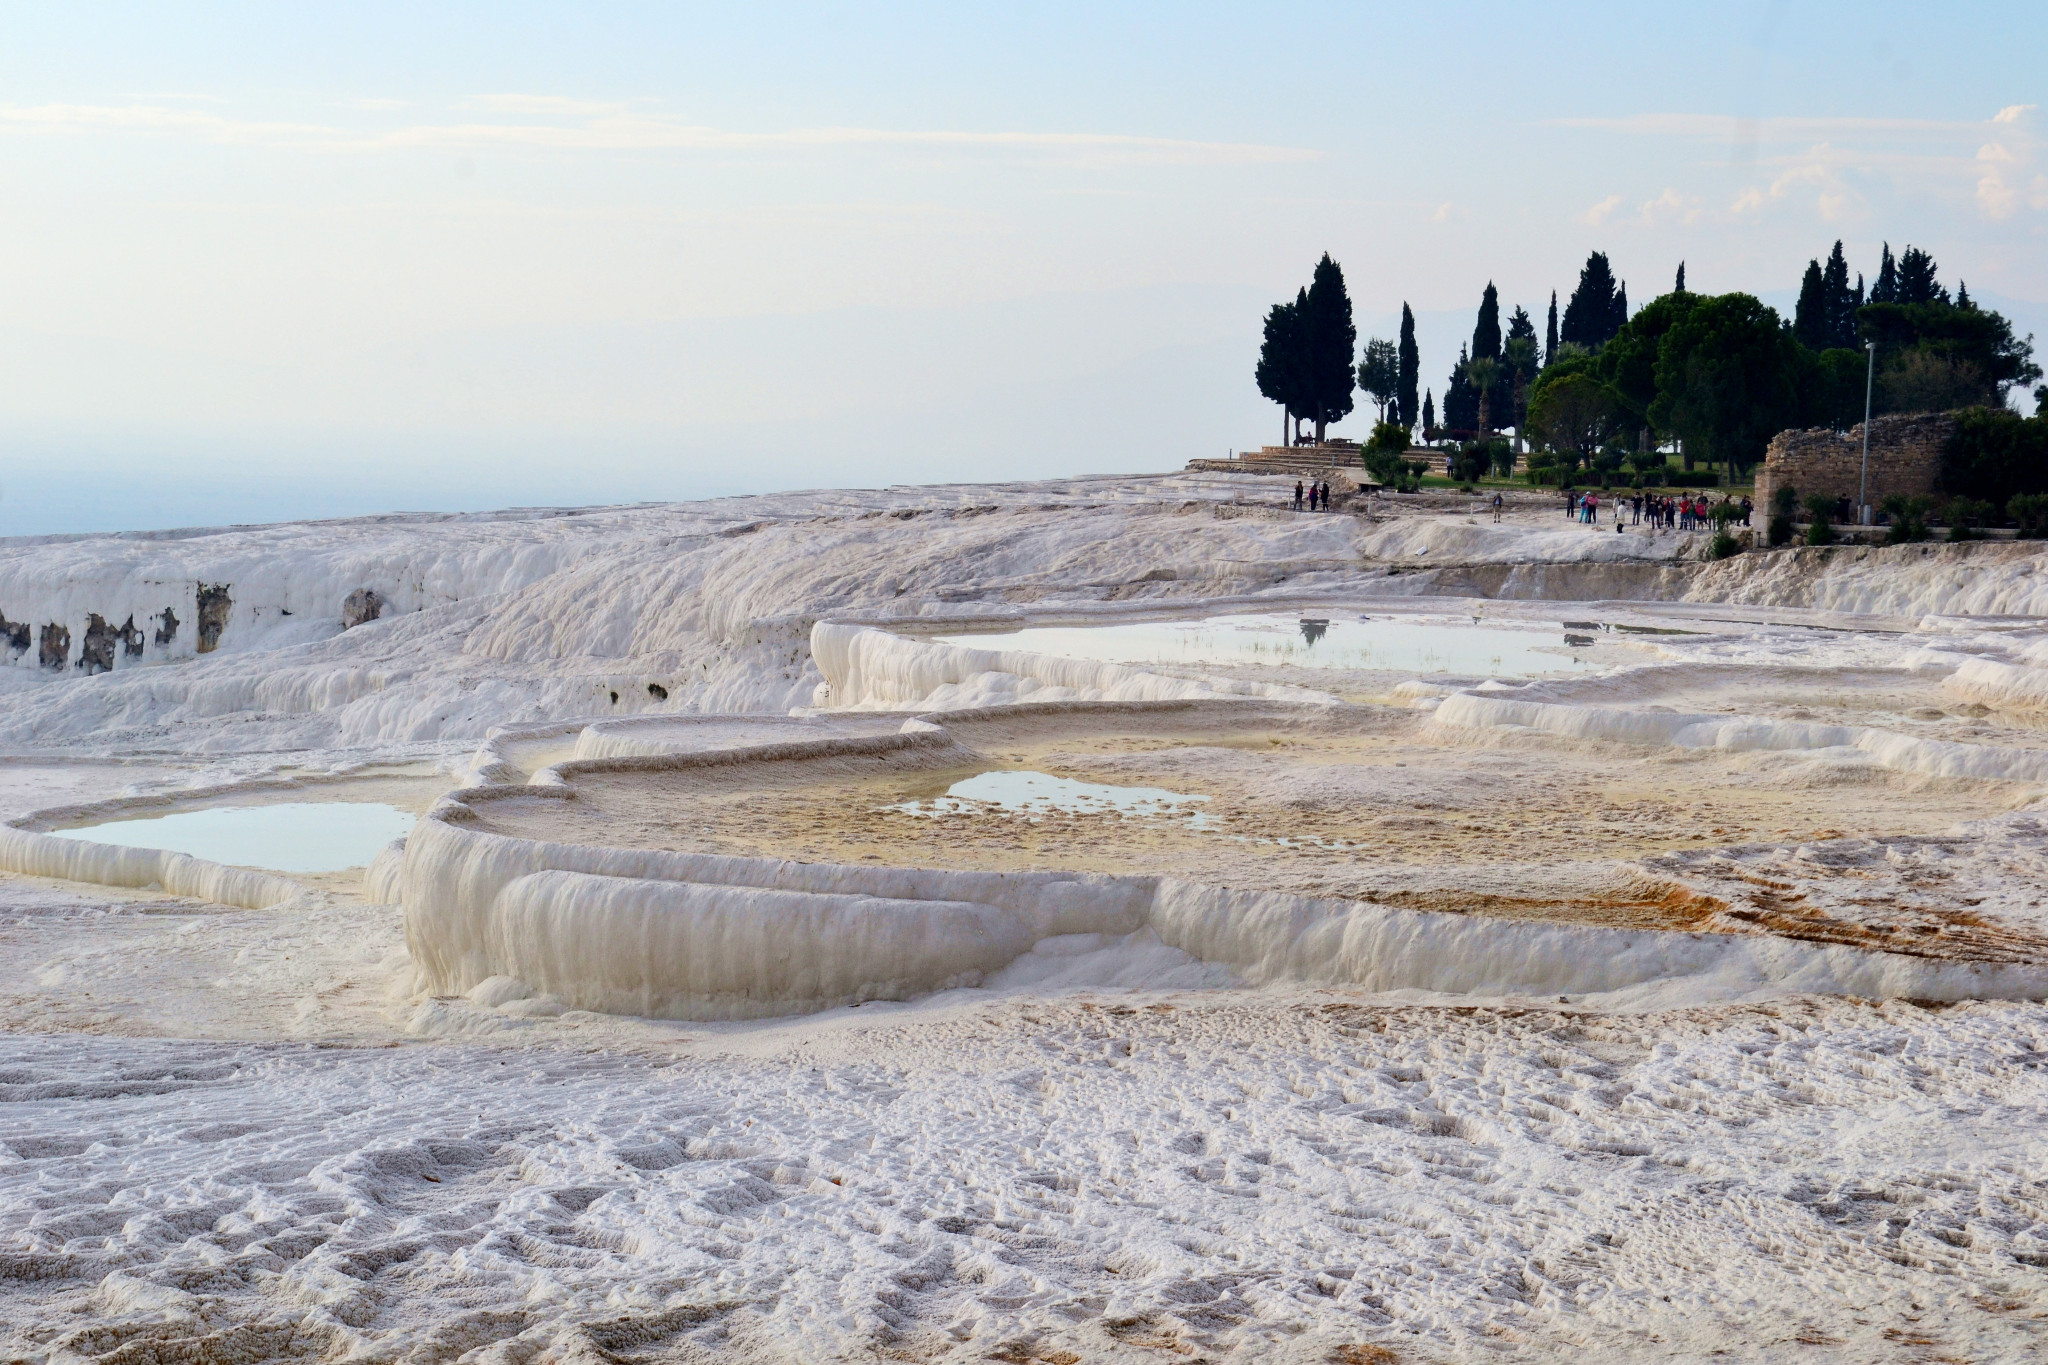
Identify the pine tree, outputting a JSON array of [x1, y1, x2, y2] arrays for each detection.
[[1397, 304, 1420, 428], [1793, 259, 1829, 349], [1957, 281, 1974, 310], [1545, 291, 1559, 366], [1871, 244, 1899, 304], [1473, 283, 1501, 362], [1560, 252, 1624, 351], [1675, 262, 1686, 292], [1301, 253, 1357, 440], [1897, 246, 1946, 306]]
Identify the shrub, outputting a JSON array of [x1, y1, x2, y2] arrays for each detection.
[[1708, 529, 1742, 560], [2008, 492, 2048, 538], [1881, 494, 1933, 545], [1768, 515, 1795, 547], [1665, 469, 1721, 488], [1803, 493, 1837, 546], [1943, 496, 1995, 541]]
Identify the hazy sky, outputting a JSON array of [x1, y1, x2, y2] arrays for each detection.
[[0, 2, 2041, 533]]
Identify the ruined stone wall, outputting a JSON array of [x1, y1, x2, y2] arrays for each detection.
[[1753, 412, 1954, 516]]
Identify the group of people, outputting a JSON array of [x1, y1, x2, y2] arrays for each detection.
[[1564, 490, 1756, 531], [1293, 480, 1335, 512]]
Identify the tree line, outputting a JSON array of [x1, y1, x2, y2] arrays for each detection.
[[1253, 244, 2042, 488]]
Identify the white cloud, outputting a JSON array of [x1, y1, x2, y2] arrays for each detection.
[[1639, 188, 1701, 226], [1583, 194, 1623, 225], [0, 98, 1317, 167]]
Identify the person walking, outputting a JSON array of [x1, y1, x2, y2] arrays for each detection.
[[1491, 491, 1503, 523], [1294, 480, 1304, 511], [1322, 481, 1333, 511]]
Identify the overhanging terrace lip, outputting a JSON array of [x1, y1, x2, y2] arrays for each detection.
[[389, 705, 2048, 1021]]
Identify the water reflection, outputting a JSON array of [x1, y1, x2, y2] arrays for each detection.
[[53, 801, 417, 873]]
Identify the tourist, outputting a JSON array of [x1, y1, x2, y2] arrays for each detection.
[[1323, 481, 1333, 510], [1294, 480, 1304, 511], [1741, 496, 1754, 527], [1491, 492, 1503, 523]]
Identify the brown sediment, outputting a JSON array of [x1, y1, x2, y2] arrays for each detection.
[[472, 702, 2041, 963]]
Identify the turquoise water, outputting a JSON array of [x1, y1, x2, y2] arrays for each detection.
[[889, 770, 1212, 825], [936, 613, 1605, 678], [53, 801, 417, 873]]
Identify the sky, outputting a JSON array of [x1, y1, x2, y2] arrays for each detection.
[[0, 1, 2041, 534]]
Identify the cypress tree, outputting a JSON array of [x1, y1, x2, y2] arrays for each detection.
[[1445, 344, 1478, 431], [1793, 259, 1829, 349], [1871, 244, 1899, 304], [1397, 303, 1420, 428], [1300, 253, 1357, 442], [1675, 262, 1686, 292], [1822, 240, 1857, 348], [1545, 291, 1559, 366], [1255, 293, 1308, 444], [1614, 282, 1628, 332], [1473, 283, 1501, 362], [1560, 252, 1623, 351], [1897, 246, 1945, 306], [1422, 389, 1435, 434]]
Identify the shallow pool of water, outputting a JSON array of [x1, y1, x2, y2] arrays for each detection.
[[53, 801, 417, 873], [936, 613, 1609, 677], [889, 770, 1212, 825]]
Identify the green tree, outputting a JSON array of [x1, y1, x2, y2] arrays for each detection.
[[1793, 259, 1829, 350], [1300, 253, 1357, 441], [1357, 337, 1400, 423], [1526, 372, 1618, 464], [1545, 290, 1559, 366], [1675, 262, 1686, 292], [1473, 283, 1502, 362], [1870, 243, 1899, 304], [1598, 290, 1699, 453], [1897, 246, 1947, 306], [1397, 304, 1420, 428], [1940, 408, 2048, 505], [1256, 254, 1358, 444], [1254, 291, 1309, 445], [1444, 344, 1477, 431], [1822, 241, 1858, 348], [1422, 389, 1436, 434], [1466, 357, 1501, 436], [1648, 293, 1806, 477], [1860, 301, 2041, 413], [1503, 335, 1539, 444], [1809, 347, 1869, 431], [1561, 251, 1627, 351]]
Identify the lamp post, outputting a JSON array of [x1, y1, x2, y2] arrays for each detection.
[[1858, 340, 1876, 525]]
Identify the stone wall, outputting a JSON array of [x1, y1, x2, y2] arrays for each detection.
[[1752, 412, 1955, 517]]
